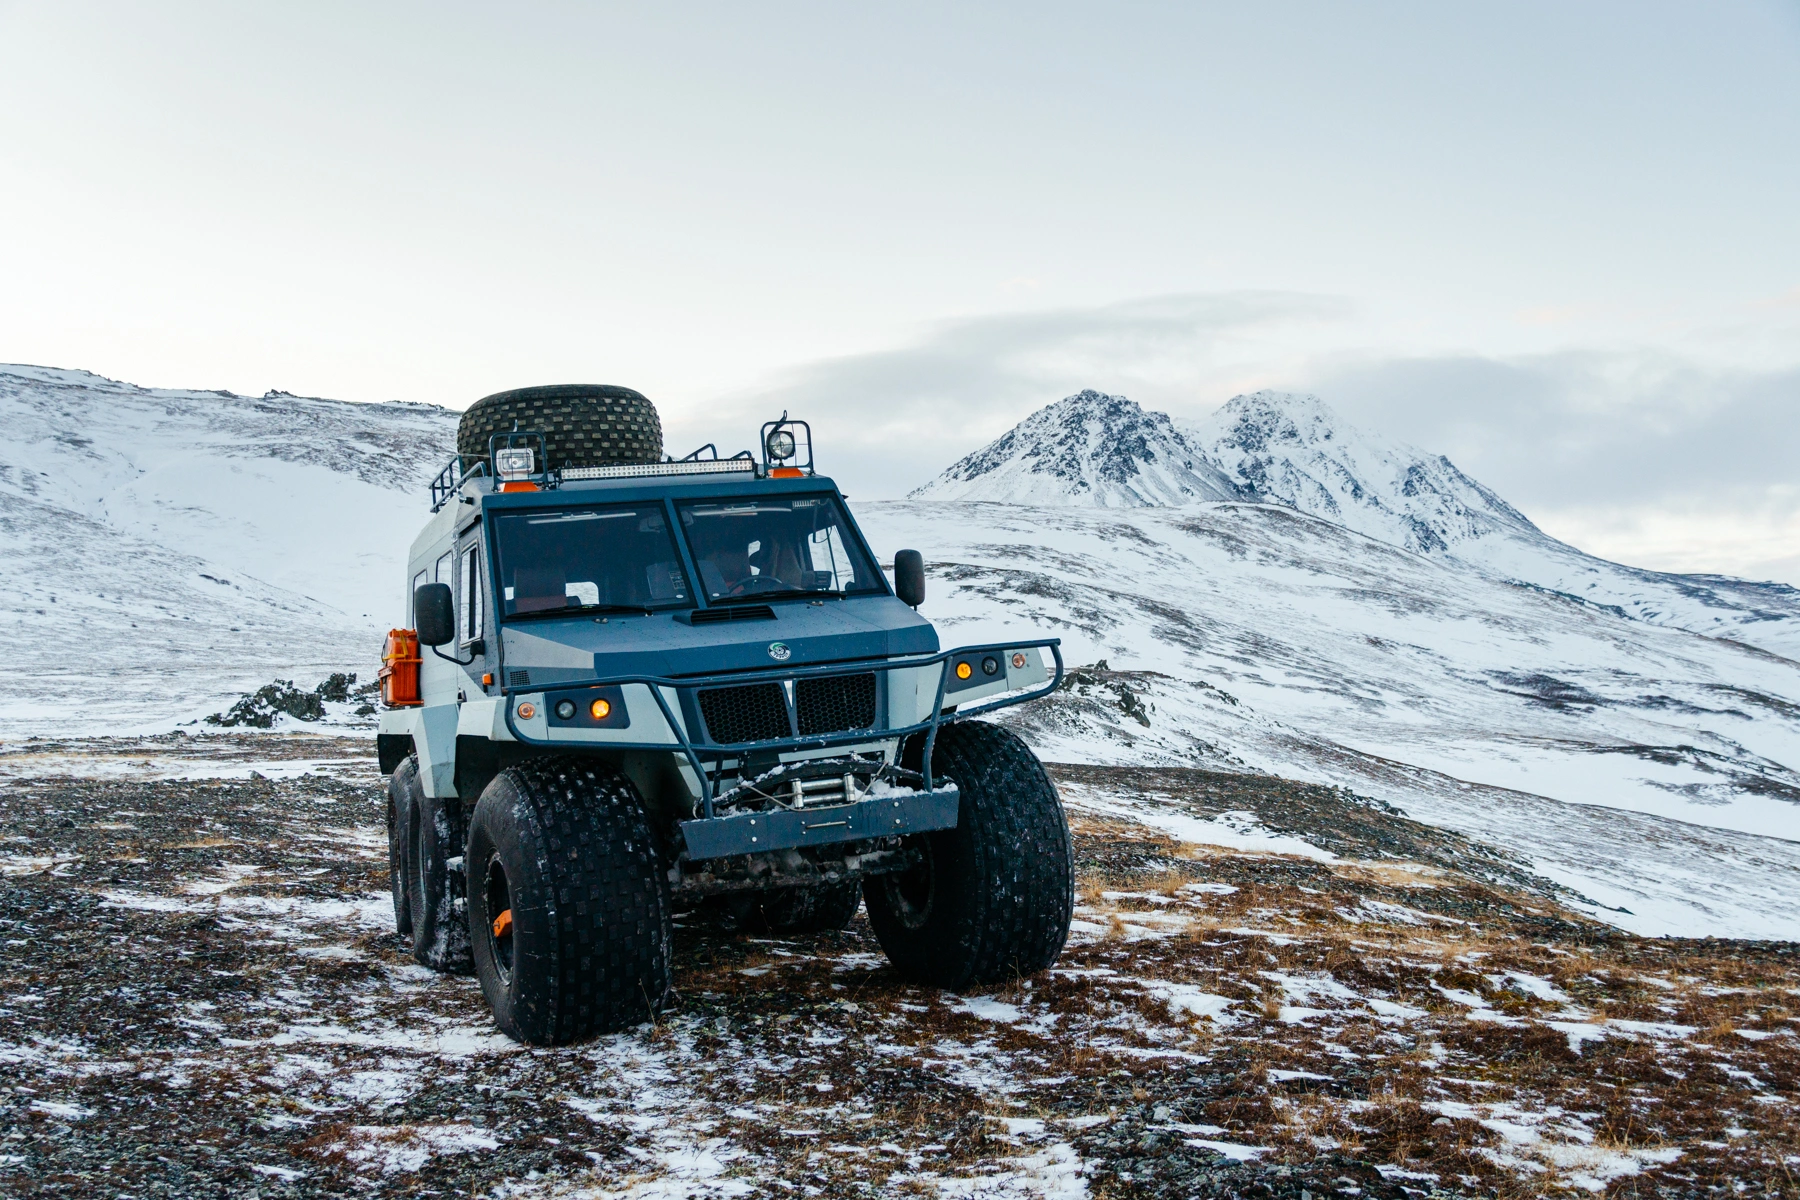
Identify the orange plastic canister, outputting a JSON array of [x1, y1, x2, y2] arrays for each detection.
[[379, 628, 423, 707]]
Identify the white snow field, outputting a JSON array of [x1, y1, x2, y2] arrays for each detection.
[[0, 365, 457, 729], [4, 366, 1796, 937]]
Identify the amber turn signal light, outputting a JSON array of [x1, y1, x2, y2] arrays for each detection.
[[590, 698, 612, 720], [517, 702, 537, 720], [955, 662, 972, 680]]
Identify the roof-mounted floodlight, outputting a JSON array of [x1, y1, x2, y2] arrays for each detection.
[[760, 412, 814, 477], [494, 446, 536, 480]]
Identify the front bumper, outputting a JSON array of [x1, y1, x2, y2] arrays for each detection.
[[678, 784, 960, 860]]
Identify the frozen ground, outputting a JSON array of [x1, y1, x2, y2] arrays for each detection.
[[2, 736, 1796, 1199]]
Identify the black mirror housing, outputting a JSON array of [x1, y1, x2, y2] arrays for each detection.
[[414, 583, 456, 646], [893, 549, 925, 608]]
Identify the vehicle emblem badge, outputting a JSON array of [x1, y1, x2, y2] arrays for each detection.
[[767, 642, 791, 662]]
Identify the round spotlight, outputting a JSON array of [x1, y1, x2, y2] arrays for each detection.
[[517, 702, 537, 720], [590, 698, 612, 720], [981, 656, 1000, 676], [1011, 653, 1027, 669], [955, 662, 972, 680], [554, 699, 576, 720], [766, 428, 797, 461]]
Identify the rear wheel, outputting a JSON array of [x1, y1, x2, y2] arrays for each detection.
[[409, 787, 472, 973], [864, 722, 1073, 990], [466, 757, 672, 1045], [759, 882, 863, 933], [708, 881, 862, 935], [385, 756, 420, 937]]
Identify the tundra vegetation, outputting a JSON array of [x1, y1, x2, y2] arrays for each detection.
[[2, 733, 1793, 1199]]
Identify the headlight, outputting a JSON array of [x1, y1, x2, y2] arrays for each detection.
[[766, 429, 796, 461], [590, 698, 612, 720]]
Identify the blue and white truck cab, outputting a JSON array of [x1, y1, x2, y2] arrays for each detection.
[[379, 387, 1073, 1045]]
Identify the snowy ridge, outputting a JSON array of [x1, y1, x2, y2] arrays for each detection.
[[0, 365, 458, 727], [916, 387, 1800, 659], [912, 389, 1247, 506]]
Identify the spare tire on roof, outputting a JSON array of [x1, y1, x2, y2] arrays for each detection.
[[457, 384, 663, 473]]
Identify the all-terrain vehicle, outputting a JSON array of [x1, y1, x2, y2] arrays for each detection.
[[377, 385, 1072, 1045]]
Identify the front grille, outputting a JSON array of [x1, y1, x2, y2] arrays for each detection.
[[795, 673, 878, 736], [698, 683, 791, 744], [508, 669, 531, 687]]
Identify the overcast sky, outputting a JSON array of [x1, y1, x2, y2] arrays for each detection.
[[3, 3, 1797, 580]]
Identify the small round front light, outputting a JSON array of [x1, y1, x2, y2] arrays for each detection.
[[981, 656, 1000, 676], [955, 662, 972, 680], [517, 702, 537, 720], [554, 699, 576, 721], [766, 428, 797, 461], [1011, 653, 1026, 669], [590, 698, 612, 720]]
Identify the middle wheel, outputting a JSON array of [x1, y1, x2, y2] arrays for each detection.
[[466, 757, 673, 1045]]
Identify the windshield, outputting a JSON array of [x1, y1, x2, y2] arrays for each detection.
[[677, 495, 883, 602], [493, 503, 691, 617]]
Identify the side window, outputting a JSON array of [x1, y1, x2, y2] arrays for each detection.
[[460, 544, 483, 644], [410, 570, 427, 623]]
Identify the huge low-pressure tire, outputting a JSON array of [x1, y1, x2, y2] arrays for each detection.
[[386, 756, 421, 937], [864, 722, 1073, 991], [457, 384, 663, 473], [409, 785, 472, 973], [466, 757, 672, 1045]]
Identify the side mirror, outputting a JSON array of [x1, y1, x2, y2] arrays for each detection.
[[893, 550, 925, 608], [414, 583, 456, 646]]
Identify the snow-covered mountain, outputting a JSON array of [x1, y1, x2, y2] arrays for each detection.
[[916, 390, 1248, 506], [916, 388, 1800, 660], [0, 365, 457, 727]]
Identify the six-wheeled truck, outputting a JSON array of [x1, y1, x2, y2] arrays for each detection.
[[378, 385, 1073, 1045]]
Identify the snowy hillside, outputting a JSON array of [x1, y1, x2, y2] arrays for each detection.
[[0, 365, 457, 728], [856, 500, 1800, 938], [915, 388, 1800, 659]]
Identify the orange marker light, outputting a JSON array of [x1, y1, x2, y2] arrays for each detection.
[[1011, 653, 1026, 669], [492, 909, 513, 939], [590, 698, 612, 720], [955, 662, 972, 680], [769, 467, 805, 478], [517, 702, 537, 720]]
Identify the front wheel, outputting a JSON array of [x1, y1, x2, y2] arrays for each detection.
[[465, 757, 672, 1045], [864, 722, 1073, 990]]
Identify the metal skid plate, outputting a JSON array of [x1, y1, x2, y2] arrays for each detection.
[[679, 786, 960, 861]]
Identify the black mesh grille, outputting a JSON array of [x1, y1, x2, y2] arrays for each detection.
[[795, 674, 878, 736], [698, 683, 791, 745]]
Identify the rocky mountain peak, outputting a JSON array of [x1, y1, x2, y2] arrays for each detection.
[[908, 389, 1246, 506]]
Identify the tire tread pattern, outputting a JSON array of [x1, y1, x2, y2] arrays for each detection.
[[471, 757, 672, 1044], [457, 385, 662, 472], [867, 722, 1073, 989]]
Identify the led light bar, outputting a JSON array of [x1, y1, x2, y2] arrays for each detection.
[[560, 459, 756, 481]]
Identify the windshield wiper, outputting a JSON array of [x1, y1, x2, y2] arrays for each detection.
[[711, 589, 844, 606], [508, 602, 657, 620]]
